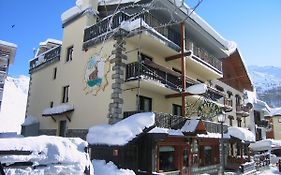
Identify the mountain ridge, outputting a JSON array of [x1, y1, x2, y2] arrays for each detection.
[[248, 65, 281, 108]]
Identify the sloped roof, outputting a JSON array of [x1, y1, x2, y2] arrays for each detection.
[[221, 49, 253, 92]]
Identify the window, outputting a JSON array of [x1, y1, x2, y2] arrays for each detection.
[[254, 110, 261, 123], [58, 120, 67, 137], [53, 67, 57, 79], [172, 104, 182, 116], [237, 118, 242, 127], [50, 101, 53, 108], [228, 115, 234, 126], [159, 146, 176, 172], [139, 95, 152, 112], [66, 46, 73, 62], [203, 146, 212, 165], [62, 85, 69, 103]]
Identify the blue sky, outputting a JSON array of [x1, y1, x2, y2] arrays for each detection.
[[1, 0, 281, 77]]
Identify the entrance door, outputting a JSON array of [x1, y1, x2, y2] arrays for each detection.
[[58, 120, 67, 137], [182, 145, 191, 175]]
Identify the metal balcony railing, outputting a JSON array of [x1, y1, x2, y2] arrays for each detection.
[[123, 111, 186, 129], [29, 46, 61, 71], [126, 62, 182, 91], [83, 12, 181, 48], [186, 39, 222, 72]]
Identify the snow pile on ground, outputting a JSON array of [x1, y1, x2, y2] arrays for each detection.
[[87, 112, 155, 145], [0, 75, 29, 133], [0, 135, 93, 175], [93, 159, 135, 175]]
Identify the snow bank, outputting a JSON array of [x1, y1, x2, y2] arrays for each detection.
[[87, 112, 155, 145], [227, 127, 255, 142], [21, 116, 39, 126], [0, 135, 93, 174], [93, 159, 135, 175]]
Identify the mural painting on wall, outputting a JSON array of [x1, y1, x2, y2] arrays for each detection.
[[84, 54, 110, 95]]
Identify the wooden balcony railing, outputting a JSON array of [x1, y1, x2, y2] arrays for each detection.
[[236, 104, 250, 117], [29, 46, 61, 71]]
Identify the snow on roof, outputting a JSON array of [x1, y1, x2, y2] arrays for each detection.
[[250, 139, 281, 152], [254, 99, 271, 114], [197, 132, 230, 139], [87, 112, 155, 146], [42, 104, 74, 116], [0, 40, 17, 48], [93, 159, 135, 175], [227, 127, 255, 142], [0, 135, 92, 174], [98, 0, 140, 6], [21, 116, 39, 126], [61, 4, 95, 25], [39, 38, 62, 46], [181, 119, 199, 133], [271, 108, 281, 116], [148, 127, 184, 136], [244, 90, 257, 105]]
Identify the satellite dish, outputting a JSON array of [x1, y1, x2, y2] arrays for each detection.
[[246, 103, 253, 110], [186, 83, 207, 95]]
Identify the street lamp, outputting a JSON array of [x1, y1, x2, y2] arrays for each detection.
[[217, 113, 226, 175]]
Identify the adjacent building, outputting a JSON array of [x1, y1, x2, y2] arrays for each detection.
[[25, 0, 256, 174], [0, 40, 17, 110]]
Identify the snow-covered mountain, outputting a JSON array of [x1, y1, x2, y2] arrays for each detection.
[[248, 65, 281, 107], [0, 75, 29, 133]]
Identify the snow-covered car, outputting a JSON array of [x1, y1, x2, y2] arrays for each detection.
[[0, 135, 93, 175]]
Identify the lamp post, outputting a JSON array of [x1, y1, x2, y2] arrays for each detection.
[[218, 113, 226, 175]]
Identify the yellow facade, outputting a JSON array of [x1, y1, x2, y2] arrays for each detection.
[[26, 0, 252, 137]]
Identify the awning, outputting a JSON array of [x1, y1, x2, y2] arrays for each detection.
[[42, 104, 74, 117], [227, 127, 255, 143]]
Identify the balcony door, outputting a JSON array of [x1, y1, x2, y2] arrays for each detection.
[[139, 95, 152, 112]]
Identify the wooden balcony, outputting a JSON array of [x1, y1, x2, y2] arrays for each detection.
[[236, 105, 250, 117], [29, 46, 61, 73]]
